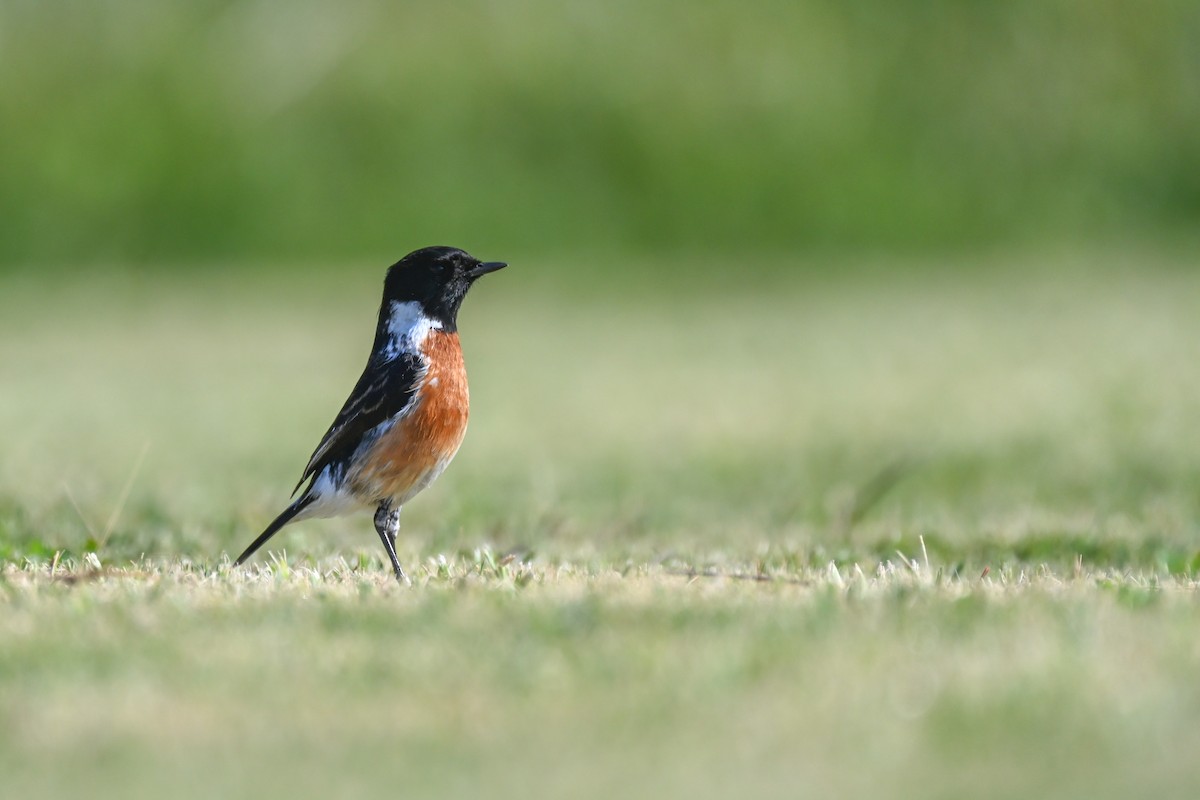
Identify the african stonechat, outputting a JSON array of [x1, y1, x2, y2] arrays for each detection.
[[234, 246, 506, 581]]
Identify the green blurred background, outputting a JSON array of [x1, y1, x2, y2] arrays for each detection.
[[2, 0, 1198, 268]]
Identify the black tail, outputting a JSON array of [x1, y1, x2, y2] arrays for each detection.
[[234, 495, 315, 567]]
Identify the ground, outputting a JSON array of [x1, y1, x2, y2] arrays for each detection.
[[1, 250, 1198, 798]]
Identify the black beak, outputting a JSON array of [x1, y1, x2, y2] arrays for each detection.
[[468, 261, 507, 278]]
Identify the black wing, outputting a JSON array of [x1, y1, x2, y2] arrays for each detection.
[[293, 352, 426, 495]]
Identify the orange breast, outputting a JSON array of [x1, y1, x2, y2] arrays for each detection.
[[348, 331, 469, 504]]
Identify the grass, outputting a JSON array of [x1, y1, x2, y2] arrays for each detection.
[[4, 561, 1200, 799], [1, 249, 1199, 798]]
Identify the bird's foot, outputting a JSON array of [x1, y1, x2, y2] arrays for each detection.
[[374, 503, 409, 586]]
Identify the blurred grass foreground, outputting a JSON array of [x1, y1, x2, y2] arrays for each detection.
[[1, 0, 1198, 265]]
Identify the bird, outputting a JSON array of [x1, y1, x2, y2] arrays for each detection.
[[233, 246, 507, 582]]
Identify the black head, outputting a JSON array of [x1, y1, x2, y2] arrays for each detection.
[[381, 246, 506, 331]]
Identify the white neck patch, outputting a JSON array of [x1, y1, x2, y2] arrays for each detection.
[[383, 300, 441, 359]]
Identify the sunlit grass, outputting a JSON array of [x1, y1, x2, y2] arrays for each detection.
[[2, 556, 1199, 800], [1, 250, 1199, 798]]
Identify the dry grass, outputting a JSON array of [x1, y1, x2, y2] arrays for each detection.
[[3, 555, 1199, 800]]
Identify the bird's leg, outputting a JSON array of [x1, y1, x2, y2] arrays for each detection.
[[373, 502, 407, 584]]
